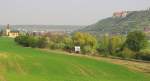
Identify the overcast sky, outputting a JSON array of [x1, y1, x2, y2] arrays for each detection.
[[0, 0, 150, 25]]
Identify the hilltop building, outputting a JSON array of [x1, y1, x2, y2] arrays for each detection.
[[113, 11, 128, 18], [144, 27, 150, 33], [5, 24, 19, 38], [144, 27, 150, 35]]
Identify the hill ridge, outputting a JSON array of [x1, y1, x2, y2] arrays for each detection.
[[80, 9, 150, 35]]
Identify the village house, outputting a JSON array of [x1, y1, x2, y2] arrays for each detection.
[[5, 24, 19, 38]]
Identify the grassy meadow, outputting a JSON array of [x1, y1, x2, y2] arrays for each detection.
[[0, 37, 150, 81]]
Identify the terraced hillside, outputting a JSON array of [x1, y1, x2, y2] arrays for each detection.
[[0, 37, 150, 81]]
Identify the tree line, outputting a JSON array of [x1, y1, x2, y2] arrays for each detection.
[[15, 31, 150, 61]]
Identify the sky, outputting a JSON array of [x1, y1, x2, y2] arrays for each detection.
[[0, 0, 150, 25]]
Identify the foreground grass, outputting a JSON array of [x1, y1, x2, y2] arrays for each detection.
[[0, 37, 150, 81]]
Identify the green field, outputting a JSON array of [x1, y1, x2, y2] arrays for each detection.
[[0, 37, 150, 81]]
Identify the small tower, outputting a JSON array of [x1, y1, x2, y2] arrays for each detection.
[[6, 24, 10, 36]]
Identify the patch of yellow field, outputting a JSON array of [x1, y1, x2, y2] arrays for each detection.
[[0, 53, 8, 59]]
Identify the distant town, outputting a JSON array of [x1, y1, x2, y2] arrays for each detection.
[[0, 24, 85, 36]]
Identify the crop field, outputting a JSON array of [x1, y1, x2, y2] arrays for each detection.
[[0, 37, 150, 81]]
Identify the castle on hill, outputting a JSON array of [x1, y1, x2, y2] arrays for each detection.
[[113, 11, 128, 17]]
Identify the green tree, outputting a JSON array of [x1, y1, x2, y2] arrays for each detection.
[[48, 34, 67, 50], [125, 31, 148, 52], [0, 30, 3, 36], [28, 36, 38, 48], [15, 35, 30, 47], [63, 36, 74, 51], [37, 36, 48, 48], [108, 35, 125, 55], [72, 32, 97, 54], [97, 34, 110, 56]]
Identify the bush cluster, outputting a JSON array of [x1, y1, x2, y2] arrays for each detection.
[[15, 35, 48, 48], [97, 31, 150, 61], [15, 32, 97, 54], [15, 31, 150, 61]]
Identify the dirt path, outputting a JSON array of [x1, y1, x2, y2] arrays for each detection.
[[99, 57, 150, 74], [66, 53, 150, 75]]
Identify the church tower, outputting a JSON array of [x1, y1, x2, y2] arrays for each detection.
[[6, 24, 10, 36]]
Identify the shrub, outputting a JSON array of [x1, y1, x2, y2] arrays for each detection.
[[72, 32, 97, 54], [63, 36, 74, 51], [97, 35, 125, 56], [37, 37, 48, 48], [51, 43, 65, 49], [108, 35, 125, 56], [136, 50, 150, 61], [0, 30, 3, 36], [15, 35, 48, 48], [15, 35, 30, 47], [117, 48, 135, 58], [82, 45, 94, 54], [47, 34, 67, 50], [28, 36, 38, 48], [125, 31, 148, 52]]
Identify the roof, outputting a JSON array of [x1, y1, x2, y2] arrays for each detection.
[[10, 30, 19, 33]]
